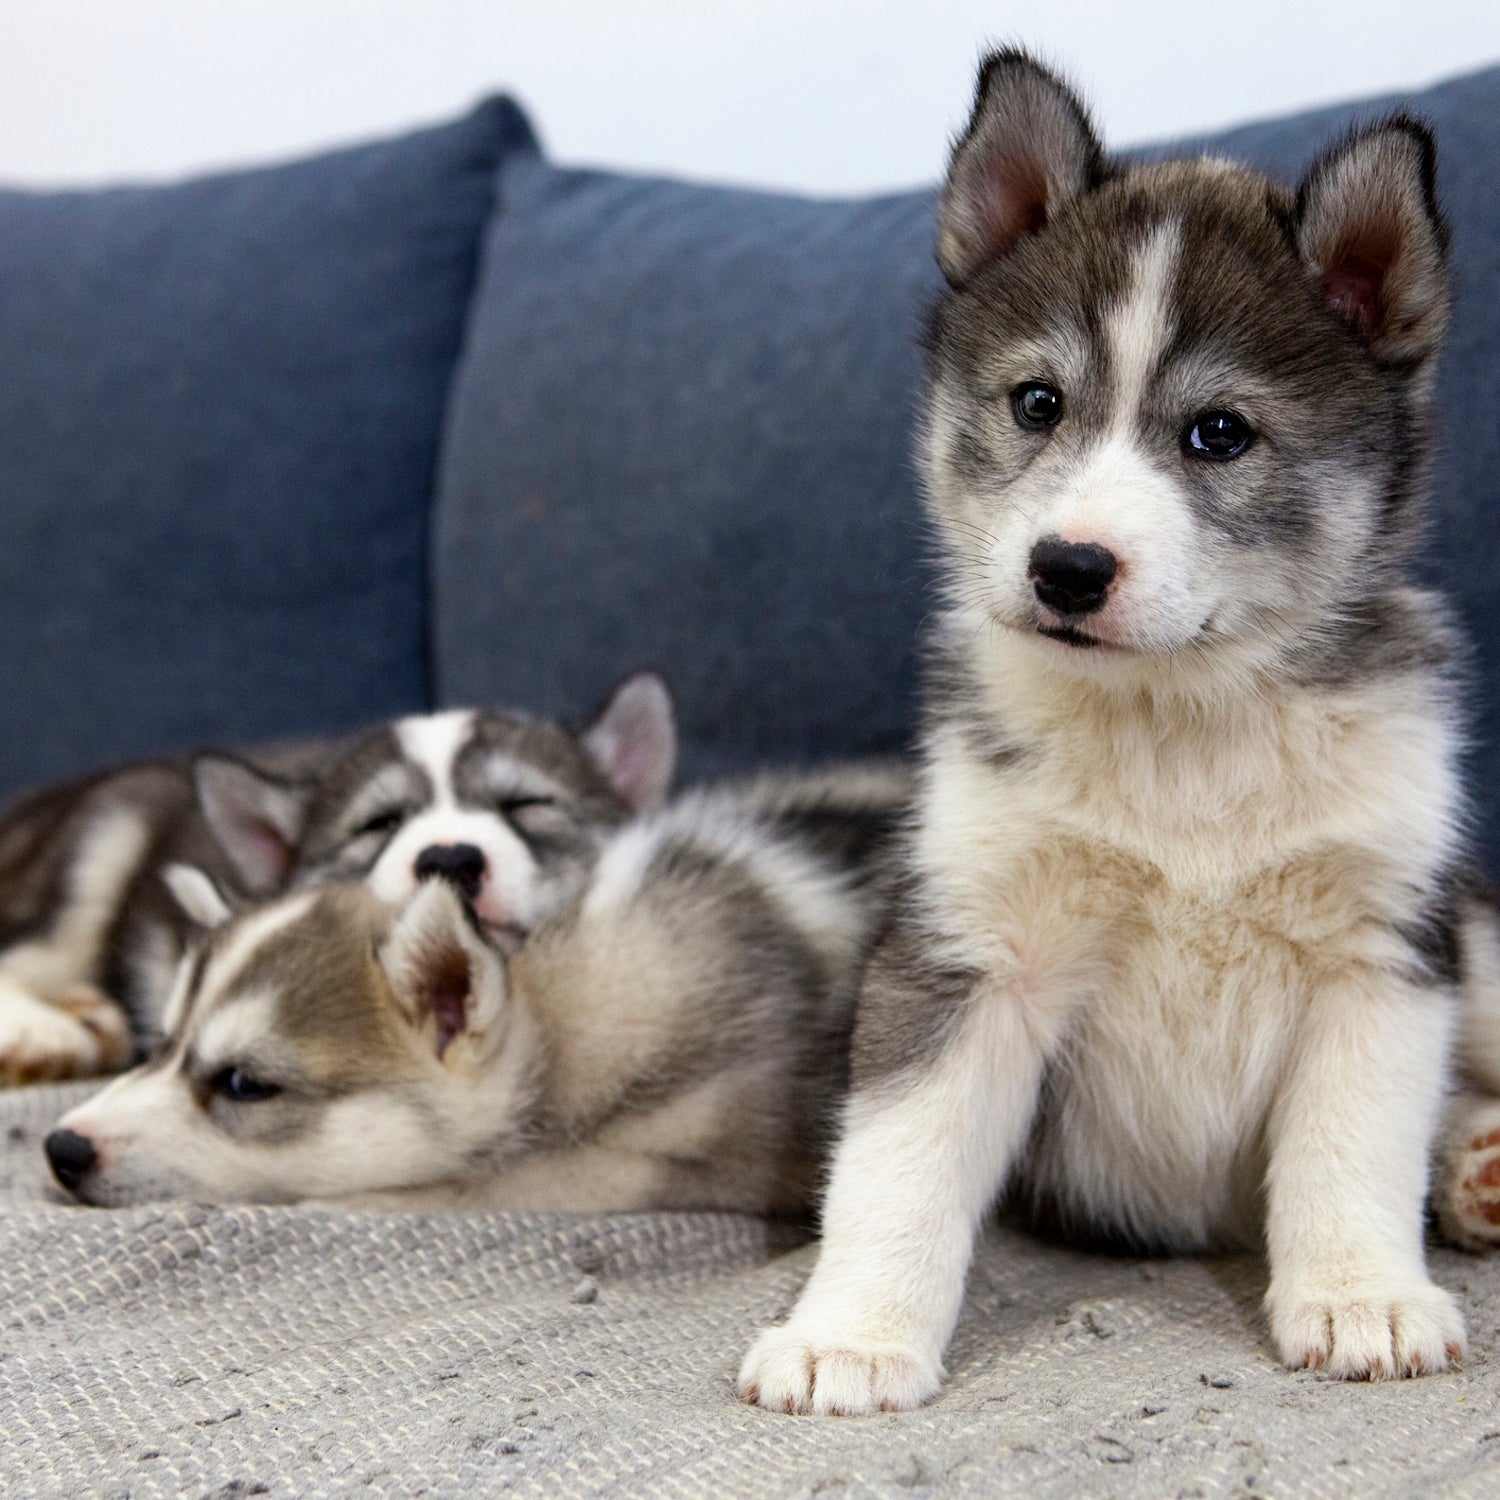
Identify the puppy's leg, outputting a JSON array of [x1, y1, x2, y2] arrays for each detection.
[[1265, 972, 1464, 1378], [0, 976, 129, 1085], [738, 930, 1073, 1416]]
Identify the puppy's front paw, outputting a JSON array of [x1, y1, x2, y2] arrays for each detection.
[[737, 1325, 941, 1415], [0, 984, 126, 1086], [1267, 1275, 1465, 1379]]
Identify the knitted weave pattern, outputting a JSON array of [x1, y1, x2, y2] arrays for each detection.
[[2, 1082, 1496, 1498]]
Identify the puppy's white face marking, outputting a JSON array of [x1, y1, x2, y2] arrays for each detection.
[[156, 948, 197, 1041], [368, 716, 563, 930], [192, 990, 280, 1076], [956, 221, 1224, 663], [58, 1061, 442, 1207], [395, 710, 475, 802], [1107, 223, 1178, 410], [198, 892, 317, 1008]]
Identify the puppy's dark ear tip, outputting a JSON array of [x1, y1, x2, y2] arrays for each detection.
[[975, 46, 1057, 87], [1378, 112, 1447, 243], [1379, 110, 1439, 150], [1297, 111, 1450, 255]]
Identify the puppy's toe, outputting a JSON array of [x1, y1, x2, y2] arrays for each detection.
[[738, 1325, 940, 1416], [1269, 1276, 1463, 1380], [738, 1328, 816, 1414], [1389, 1285, 1467, 1377]]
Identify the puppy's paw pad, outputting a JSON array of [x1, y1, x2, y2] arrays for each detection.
[[737, 1326, 940, 1416], [1441, 1128, 1500, 1249], [1270, 1280, 1464, 1380]]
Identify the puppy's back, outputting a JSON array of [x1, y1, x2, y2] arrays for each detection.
[[517, 776, 899, 1213]]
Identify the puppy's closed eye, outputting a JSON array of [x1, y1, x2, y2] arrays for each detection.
[[353, 809, 405, 839]]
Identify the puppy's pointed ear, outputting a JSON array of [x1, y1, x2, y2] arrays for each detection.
[[162, 863, 233, 929], [379, 881, 507, 1061], [938, 49, 1107, 287], [581, 671, 676, 813], [194, 756, 311, 895], [1295, 117, 1450, 367]]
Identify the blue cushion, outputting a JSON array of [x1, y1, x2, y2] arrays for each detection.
[[0, 97, 534, 796], [435, 150, 942, 777], [435, 65, 1500, 869]]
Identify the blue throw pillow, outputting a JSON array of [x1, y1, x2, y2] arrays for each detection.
[[435, 149, 942, 777], [435, 65, 1500, 871], [0, 97, 534, 796]]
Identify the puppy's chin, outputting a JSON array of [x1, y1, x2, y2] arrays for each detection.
[[999, 609, 1231, 688], [61, 1171, 196, 1209], [1017, 605, 1140, 658]]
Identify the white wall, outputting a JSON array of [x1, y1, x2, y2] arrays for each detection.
[[4, 1, 1498, 194]]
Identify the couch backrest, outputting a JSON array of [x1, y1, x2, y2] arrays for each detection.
[[0, 97, 533, 795], [433, 64, 1500, 869]]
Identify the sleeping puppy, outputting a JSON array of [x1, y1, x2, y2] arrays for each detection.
[[741, 51, 1493, 1413], [0, 673, 675, 1087], [44, 772, 907, 1214]]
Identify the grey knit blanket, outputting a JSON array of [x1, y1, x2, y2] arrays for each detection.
[[3, 1081, 1498, 1498]]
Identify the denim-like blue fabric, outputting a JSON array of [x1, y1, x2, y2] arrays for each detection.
[[435, 148, 943, 776], [0, 97, 532, 796], [434, 66, 1500, 869]]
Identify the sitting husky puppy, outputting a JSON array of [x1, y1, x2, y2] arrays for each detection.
[[0, 674, 674, 1086], [741, 52, 1496, 1412], [43, 773, 906, 1213]]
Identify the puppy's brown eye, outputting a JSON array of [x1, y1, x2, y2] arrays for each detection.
[[1185, 410, 1254, 460], [212, 1067, 281, 1103], [1012, 382, 1063, 429], [355, 809, 404, 838]]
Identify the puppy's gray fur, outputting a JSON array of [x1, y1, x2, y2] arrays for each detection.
[[0, 674, 675, 1084], [52, 773, 907, 1214]]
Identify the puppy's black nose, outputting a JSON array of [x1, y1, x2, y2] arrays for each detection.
[[45, 1128, 97, 1193], [1029, 536, 1119, 616], [413, 843, 487, 899]]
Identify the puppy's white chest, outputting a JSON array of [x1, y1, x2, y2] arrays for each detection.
[[1018, 888, 1306, 1250]]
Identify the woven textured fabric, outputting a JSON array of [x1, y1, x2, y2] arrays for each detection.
[[3, 1083, 1498, 1498]]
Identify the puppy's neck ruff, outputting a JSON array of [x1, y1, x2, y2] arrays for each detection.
[[938, 600, 1461, 894]]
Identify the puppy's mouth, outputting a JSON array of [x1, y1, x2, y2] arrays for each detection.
[[480, 917, 528, 954], [468, 888, 514, 928], [1036, 623, 1104, 650]]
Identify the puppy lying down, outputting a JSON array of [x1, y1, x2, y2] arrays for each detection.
[[45, 775, 901, 1215]]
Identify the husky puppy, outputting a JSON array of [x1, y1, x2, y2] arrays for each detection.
[[0, 674, 674, 1085], [200, 673, 677, 938], [741, 51, 1495, 1412], [44, 776, 902, 1213]]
